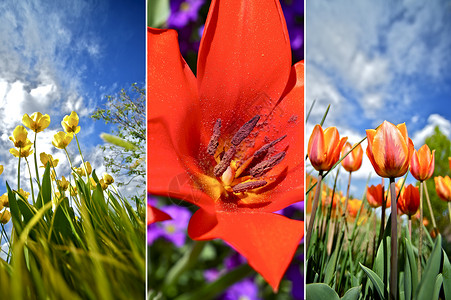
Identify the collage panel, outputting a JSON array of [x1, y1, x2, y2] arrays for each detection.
[[305, 1, 451, 299], [0, 1, 146, 299], [147, 0, 304, 299]]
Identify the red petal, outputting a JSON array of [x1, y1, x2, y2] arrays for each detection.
[[148, 204, 171, 225], [197, 0, 292, 127], [188, 209, 303, 291], [147, 28, 213, 209], [258, 61, 304, 212]]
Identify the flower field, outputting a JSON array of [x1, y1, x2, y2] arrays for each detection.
[[306, 108, 451, 299], [0, 111, 145, 299]]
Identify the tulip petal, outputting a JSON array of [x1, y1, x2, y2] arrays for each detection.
[[197, 0, 292, 127], [148, 28, 214, 209], [188, 209, 303, 291], [148, 205, 171, 225]]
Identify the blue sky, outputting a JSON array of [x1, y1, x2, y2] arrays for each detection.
[[306, 1, 451, 198], [0, 1, 145, 200]]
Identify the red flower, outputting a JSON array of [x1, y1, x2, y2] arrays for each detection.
[[367, 184, 384, 208], [397, 184, 420, 216], [148, 204, 171, 225], [147, 0, 303, 291]]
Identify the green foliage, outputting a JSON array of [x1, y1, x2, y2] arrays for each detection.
[[424, 126, 451, 251], [92, 83, 146, 194], [0, 166, 145, 299]]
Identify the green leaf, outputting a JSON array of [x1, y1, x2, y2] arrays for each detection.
[[100, 133, 137, 151], [6, 182, 22, 233], [405, 238, 418, 299], [41, 163, 52, 207], [341, 286, 361, 300], [360, 262, 386, 300], [147, 0, 170, 28], [324, 236, 340, 285], [306, 283, 340, 300], [431, 274, 442, 300], [416, 235, 442, 300], [442, 250, 451, 300]]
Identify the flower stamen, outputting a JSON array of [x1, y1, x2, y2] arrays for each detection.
[[214, 145, 237, 176], [250, 151, 286, 177], [231, 115, 260, 146], [207, 119, 222, 155], [232, 180, 267, 193], [253, 135, 286, 158]]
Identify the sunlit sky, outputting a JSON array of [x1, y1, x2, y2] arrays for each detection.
[[306, 0, 451, 197], [0, 1, 145, 198]]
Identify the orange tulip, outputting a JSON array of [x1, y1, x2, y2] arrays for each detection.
[[341, 142, 363, 172], [367, 184, 384, 208], [434, 176, 451, 202], [397, 184, 420, 216], [308, 125, 347, 172], [366, 121, 414, 178], [347, 199, 362, 218], [410, 144, 435, 181]]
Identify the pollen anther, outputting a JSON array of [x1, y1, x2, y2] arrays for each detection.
[[250, 151, 286, 177], [232, 180, 267, 193], [214, 145, 236, 177], [231, 115, 260, 146], [207, 119, 222, 155]]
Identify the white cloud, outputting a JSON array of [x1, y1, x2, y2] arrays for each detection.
[[411, 114, 451, 147], [307, 0, 451, 123]]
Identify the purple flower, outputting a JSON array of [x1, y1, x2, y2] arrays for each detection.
[[168, 0, 205, 28], [223, 279, 260, 300], [224, 251, 247, 269], [280, 0, 304, 61], [147, 204, 191, 247], [286, 254, 304, 300]]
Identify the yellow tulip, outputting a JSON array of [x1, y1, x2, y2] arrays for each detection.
[[90, 177, 97, 190], [52, 132, 73, 149], [70, 185, 78, 196], [61, 111, 81, 134], [40, 152, 59, 168], [0, 165, 3, 176], [17, 189, 30, 200], [10, 143, 33, 158], [57, 176, 70, 191], [99, 179, 108, 190], [76, 162, 92, 177], [0, 193, 9, 207], [9, 125, 30, 148], [0, 210, 11, 224], [22, 112, 51, 133], [103, 173, 114, 185]]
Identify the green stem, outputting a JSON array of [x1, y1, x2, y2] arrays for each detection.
[[162, 241, 206, 290], [174, 264, 253, 300], [25, 158, 35, 205], [418, 181, 424, 280], [306, 171, 323, 251], [33, 133, 41, 187], [423, 182, 438, 234], [63, 148, 74, 207], [343, 171, 352, 219], [75, 134, 89, 181], [18, 149, 21, 191], [390, 177, 398, 300]]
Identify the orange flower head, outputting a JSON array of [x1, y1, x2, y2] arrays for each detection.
[[397, 184, 420, 216], [148, 0, 304, 290], [341, 142, 363, 172], [366, 184, 384, 208], [308, 125, 347, 172], [366, 121, 414, 178], [410, 144, 435, 182], [434, 176, 451, 202], [347, 199, 362, 218]]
